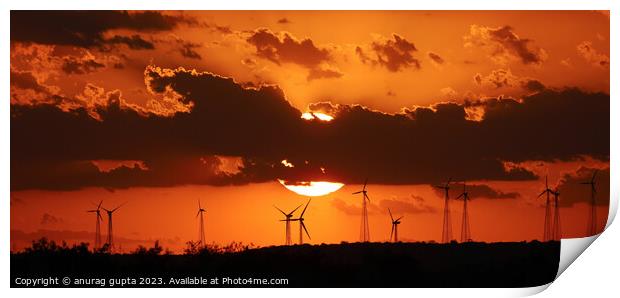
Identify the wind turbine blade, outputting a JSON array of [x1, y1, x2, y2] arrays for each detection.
[[388, 208, 394, 221], [273, 205, 287, 216], [397, 216, 404, 221], [300, 199, 311, 218], [364, 193, 370, 202], [112, 201, 127, 212], [592, 170, 598, 182], [288, 204, 303, 216], [537, 190, 547, 198], [97, 200, 103, 209], [363, 178, 368, 190], [545, 176, 548, 189], [196, 210, 200, 218], [301, 222, 311, 239], [352, 191, 362, 194], [456, 193, 464, 200]]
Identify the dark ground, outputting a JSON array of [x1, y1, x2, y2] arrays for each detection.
[[11, 241, 559, 288]]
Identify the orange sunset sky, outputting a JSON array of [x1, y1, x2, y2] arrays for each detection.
[[10, 11, 610, 253]]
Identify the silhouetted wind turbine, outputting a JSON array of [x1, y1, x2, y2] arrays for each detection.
[[196, 199, 206, 247], [87, 200, 103, 250], [274, 204, 302, 245], [291, 199, 311, 244], [352, 178, 371, 242], [581, 170, 598, 235], [388, 208, 403, 242], [551, 189, 562, 241], [456, 182, 472, 243], [102, 202, 126, 252], [537, 176, 554, 242], [434, 178, 452, 243]]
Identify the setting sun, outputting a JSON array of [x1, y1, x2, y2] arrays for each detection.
[[301, 112, 334, 121], [278, 179, 344, 196]]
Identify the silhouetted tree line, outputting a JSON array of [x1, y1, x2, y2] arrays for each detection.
[[12, 238, 560, 287], [13, 237, 257, 256]]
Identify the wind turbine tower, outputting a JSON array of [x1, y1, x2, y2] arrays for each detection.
[[456, 183, 472, 243], [274, 204, 302, 245], [551, 189, 562, 241], [537, 176, 554, 242], [87, 200, 103, 250], [388, 208, 403, 242], [196, 199, 206, 247], [352, 178, 371, 242], [581, 170, 598, 235], [102, 202, 126, 252], [292, 199, 311, 244], [434, 178, 452, 243]]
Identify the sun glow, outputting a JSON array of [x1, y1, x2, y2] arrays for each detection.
[[278, 179, 345, 197], [301, 112, 334, 121]]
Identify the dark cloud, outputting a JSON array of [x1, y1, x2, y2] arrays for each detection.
[[11, 66, 609, 190], [577, 41, 610, 68], [428, 52, 445, 64], [247, 28, 330, 68], [10, 11, 186, 48], [356, 34, 421, 72], [474, 69, 546, 92], [277, 18, 291, 24], [307, 67, 343, 81], [522, 79, 546, 92], [40, 213, 63, 225], [107, 35, 155, 50], [10, 69, 61, 105], [432, 183, 520, 200], [61, 56, 105, 75], [465, 25, 546, 65], [10, 70, 48, 93], [11, 157, 249, 191], [555, 167, 610, 207], [331, 198, 369, 216], [213, 25, 232, 34], [241, 58, 257, 68], [178, 42, 202, 59], [379, 195, 437, 214], [332, 195, 436, 216]]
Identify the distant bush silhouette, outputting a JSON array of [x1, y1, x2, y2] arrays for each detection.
[[95, 243, 111, 254], [183, 240, 257, 256], [132, 240, 164, 256], [23, 237, 91, 256]]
